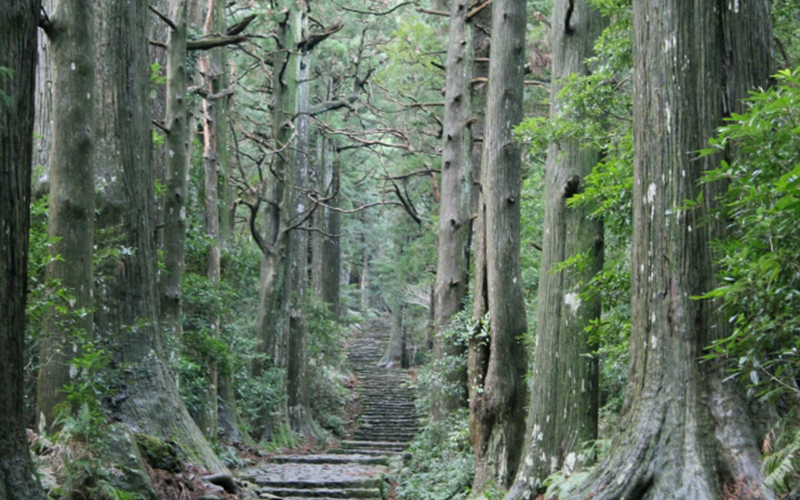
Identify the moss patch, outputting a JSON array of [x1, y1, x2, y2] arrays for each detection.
[[135, 433, 183, 473]]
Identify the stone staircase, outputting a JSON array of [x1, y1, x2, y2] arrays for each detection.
[[239, 318, 420, 499]]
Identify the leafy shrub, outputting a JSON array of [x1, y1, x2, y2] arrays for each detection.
[[389, 409, 474, 500], [699, 68, 800, 402]]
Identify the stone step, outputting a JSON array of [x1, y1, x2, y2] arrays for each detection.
[[340, 440, 408, 451], [269, 454, 389, 466], [257, 487, 382, 499]]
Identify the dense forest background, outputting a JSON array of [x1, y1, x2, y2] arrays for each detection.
[[2, 0, 800, 499]]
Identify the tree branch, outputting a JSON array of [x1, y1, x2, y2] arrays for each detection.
[[227, 14, 257, 36], [188, 35, 248, 51], [416, 7, 449, 16], [38, 6, 54, 35], [467, 0, 491, 20], [192, 86, 235, 101], [148, 5, 177, 31], [298, 22, 344, 53], [152, 120, 170, 134], [334, 1, 413, 16]]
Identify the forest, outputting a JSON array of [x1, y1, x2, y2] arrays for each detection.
[[2, 0, 800, 499]]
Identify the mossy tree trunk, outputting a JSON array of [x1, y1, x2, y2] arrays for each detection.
[[564, 1, 774, 499], [92, 0, 224, 472], [36, 0, 96, 431], [467, 0, 528, 489], [431, 0, 473, 421], [0, 2, 48, 498], [504, 1, 605, 496]]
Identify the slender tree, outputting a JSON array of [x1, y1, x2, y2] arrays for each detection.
[[431, 0, 473, 420], [160, 0, 189, 343], [36, 0, 96, 430], [467, 0, 528, 490], [564, 1, 774, 499], [505, 2, 605, 496], [0, 2, 48, 498]]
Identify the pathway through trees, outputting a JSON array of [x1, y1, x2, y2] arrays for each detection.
[[239, 318, 420, 499]]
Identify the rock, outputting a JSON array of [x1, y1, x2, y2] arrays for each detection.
[[203, 473, 239, 494]]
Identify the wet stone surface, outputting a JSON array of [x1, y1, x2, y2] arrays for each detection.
[[237, 319, 420, 499]]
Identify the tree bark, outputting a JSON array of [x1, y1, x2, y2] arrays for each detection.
[[251, 3, 304, 444], [0, 2, 48, 498], [36, 0, 96, 431], [197, 0, 223, 440], [286, 30, 317, 436], [564, 1, 774, 499], [504, 2, 604, 496], [160, 0, 189, 343], [311, 135, 341, 318], [467, 0, 528, 490], [93, 0, 224, 472], [33, 0, 54, 198], [431, 0, 473, 421]]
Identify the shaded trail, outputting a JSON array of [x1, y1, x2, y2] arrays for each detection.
[[239, 318, 420, 499]]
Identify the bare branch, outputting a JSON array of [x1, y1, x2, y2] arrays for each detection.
[[467, 0, 491, 20], [227, 14, 257, 36], [188, 35, 248, 51], [416, 7, 449, 16], [152, 120, 170, 134], [149, 4, 177, 31], [334, 1, 414, 16], [298, 22, 344, 53]]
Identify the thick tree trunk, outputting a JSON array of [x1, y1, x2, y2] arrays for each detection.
[[252, 3, 304, 444], [0, 3, 48, 498], [431, 0, 473, 421], [564, 2, 774, 499], [311, 136, 340, 318], [286, 36, 316, 436], [93, 0, 224, 472], [467, 0, 528, 490], [505, 2, 604, 496], [36, 0, 96, 431], [159, 0, 189, 342]]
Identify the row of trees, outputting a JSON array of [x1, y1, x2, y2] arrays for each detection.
[[422, 0, 796, 499], [3, 0, 799, 498]]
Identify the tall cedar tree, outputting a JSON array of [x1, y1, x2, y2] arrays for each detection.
[[467, 0, 528, 490], [92, 0, 224, 472], [505, 1, 605, 495], [36, 0, 96, 430], [431, 0, 473, 420], [0, 1, 48, 498], [564, 1, 774, 499]]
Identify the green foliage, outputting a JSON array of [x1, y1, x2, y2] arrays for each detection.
[[761, 409, 800, 496], [389, 410, 474, 500], [306, 296, 352, 436], [697, 68, 800, 402], [391, 306, 473, 500]]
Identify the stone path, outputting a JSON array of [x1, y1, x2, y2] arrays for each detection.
[[239, 319, 420, 499]]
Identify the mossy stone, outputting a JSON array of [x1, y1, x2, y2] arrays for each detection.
[[134, 433, 183, 473]]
